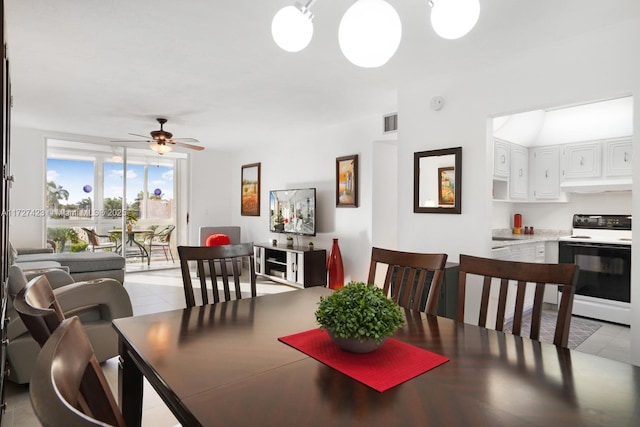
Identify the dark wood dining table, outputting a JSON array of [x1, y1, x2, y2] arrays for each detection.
[[112, 287, 640, 427]]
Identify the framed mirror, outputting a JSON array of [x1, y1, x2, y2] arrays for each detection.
[[414, 147, 462, 214]]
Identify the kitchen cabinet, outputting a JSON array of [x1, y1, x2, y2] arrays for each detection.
[[493, 140, 509, 178], [509, 143, 528, 200], [605, 138, 632, 177], [491, 242, 546, 322], [493, 139, 527, 201], [561, 141, 601, 180], [530, 146, 561, 200], [254, 243, 326, 288]]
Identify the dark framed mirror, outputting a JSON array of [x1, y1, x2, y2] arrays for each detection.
[[414, 147, 462, 214]]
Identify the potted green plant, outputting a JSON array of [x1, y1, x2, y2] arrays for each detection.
[[286, 235, 294, 247], [315, 281, 405, 353]]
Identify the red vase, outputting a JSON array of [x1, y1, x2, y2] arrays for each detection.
[[327, 238, 344, 289]]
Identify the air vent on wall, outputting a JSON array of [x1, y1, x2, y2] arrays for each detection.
[[383, 113, 398, 133]]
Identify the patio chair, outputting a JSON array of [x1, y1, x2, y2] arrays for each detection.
[[81, 227, 117, 252], [144, 225, 175, 265]]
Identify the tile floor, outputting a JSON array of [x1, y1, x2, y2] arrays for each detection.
[[1, 267, 633, 426]]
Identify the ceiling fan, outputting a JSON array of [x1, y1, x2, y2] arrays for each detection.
[[113, 118, 204, 154]]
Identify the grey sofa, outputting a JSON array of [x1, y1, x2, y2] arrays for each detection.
[[6, 265, 133, 384], [11, 245, 125, 283]]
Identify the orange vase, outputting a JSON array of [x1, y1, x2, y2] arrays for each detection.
[[327, 238, 344, 289]]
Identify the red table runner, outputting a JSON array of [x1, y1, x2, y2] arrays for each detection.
[[278, 328, 449, 392]]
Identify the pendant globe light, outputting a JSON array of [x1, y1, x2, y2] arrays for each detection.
[[338, 0, 402, 68], [272, 1, 316, 53], [429, 0, 480, 40]]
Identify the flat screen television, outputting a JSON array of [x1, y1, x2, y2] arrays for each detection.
[[269, 188, 316, 236]]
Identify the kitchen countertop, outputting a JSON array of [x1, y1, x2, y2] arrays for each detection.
[[491, 228, 571, 249]]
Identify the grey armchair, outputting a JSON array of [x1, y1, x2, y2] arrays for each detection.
[[6, 265, 133, 384]]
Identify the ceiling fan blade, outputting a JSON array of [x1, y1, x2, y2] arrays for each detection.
[[129, 132, 152, 139], [171, 137, 200, 143], [173, 141, 205, 151], [110, 139, 152, 143]]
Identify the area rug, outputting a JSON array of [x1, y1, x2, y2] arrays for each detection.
[[503, 311, 602, 349]]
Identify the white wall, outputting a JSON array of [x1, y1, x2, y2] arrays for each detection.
[[187, 149, 233, 246], [398, 17, 640, 363], [9, 126, 47, 246], [228, 115, 394, 283], [492, 192, 633, 231], [372, 140, 398, 249]]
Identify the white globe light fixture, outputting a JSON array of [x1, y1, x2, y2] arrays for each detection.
[[272, 2, 315, 53], [338, 0, 402, 68], [430, 0, 480, 40]]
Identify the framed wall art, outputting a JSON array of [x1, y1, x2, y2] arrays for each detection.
[[336, 154, 358, 208], [438, 167, 455, 205], [414, 147, 461, 214], [241, 162, 261, 216]]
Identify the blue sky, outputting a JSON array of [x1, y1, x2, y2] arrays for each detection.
[[47, 159, 173, 205]]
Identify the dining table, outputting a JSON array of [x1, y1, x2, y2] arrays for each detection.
[[108, 229, 150, 261], [112, 287, 640, 427]]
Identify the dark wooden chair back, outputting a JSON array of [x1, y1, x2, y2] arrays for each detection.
[[367, 247, 448, 314], [13, 275, 64, 347], [30, 316, 126, 427], [457, 254, 579, 348], [178, 243, 257, 308]]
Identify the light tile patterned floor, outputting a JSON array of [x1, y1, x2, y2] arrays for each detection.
[[1, 268, 632, 426], [503, 310, 605, 349]]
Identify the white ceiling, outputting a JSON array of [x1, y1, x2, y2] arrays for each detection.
[[494, 96, 634, 147], [5, 1, 640, 152]]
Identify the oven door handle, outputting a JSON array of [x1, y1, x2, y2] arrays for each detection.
[[561, 243, 632, 251]]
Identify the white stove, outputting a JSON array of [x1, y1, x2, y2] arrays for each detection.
[[559, 214, 632, 245], [558, 214, 632, 325]]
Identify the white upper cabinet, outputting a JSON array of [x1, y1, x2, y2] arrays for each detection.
[[561, 141, 601, 180], [530, 146, 560, 200], [509, 144, 528, 200], [605, 138, 633, 177], [493, 140, 509, 179]]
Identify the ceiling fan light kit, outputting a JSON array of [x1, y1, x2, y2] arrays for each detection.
[[272, 0, 481, 67], [150, 143, 173, 155], [111, 117, 204, 154]]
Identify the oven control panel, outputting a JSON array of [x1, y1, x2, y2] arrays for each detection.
[[572, 214, 632, 230]]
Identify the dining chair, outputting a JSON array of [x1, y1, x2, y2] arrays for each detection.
[[81, 227, 118, 252], [178, 242, 257, 308], [367, 247, 448, 314], [144, 224, 175, 265], [12, 274, 64, 347], [30, 316, 126, 427], [457, 253, 579, 348]]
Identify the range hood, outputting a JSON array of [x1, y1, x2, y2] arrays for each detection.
[[560, 179, 632, 193]]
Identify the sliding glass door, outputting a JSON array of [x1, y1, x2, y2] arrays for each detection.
[[46, 139, 186, 269]]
